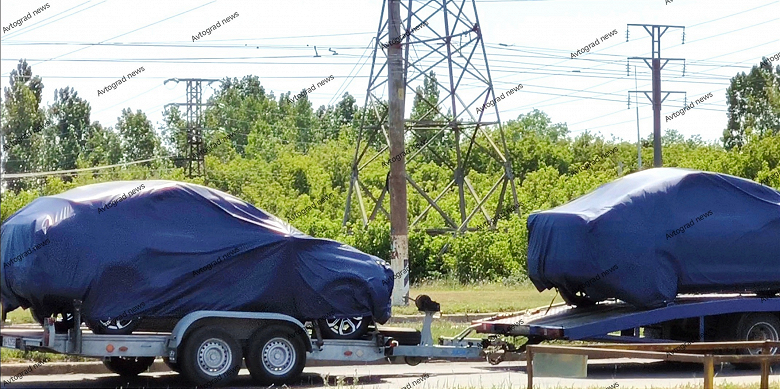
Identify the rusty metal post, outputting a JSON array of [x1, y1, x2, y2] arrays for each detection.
[[760, 359, 770, 389], [703, 355, 714, 389], [526, 347, 534, 389]]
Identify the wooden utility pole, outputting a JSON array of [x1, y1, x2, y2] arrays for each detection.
[[627, 24, 685, 168], [387, 0, 409, 306]]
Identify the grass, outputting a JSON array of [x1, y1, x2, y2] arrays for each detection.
[[4, 308, 36, 325], [392, 280, 558, 316]]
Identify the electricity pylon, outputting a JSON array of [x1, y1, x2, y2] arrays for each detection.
[[344, 0, 520, 305], [164, 78, 221, 178], [626, 24, 686, 167]]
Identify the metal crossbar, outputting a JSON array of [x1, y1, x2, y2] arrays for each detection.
[[526, 341, 780, 389]]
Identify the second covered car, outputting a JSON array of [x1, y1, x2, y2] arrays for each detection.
[[527, 168, 780, 308]]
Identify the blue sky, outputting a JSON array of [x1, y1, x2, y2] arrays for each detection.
[[1, 0, 777, 144]]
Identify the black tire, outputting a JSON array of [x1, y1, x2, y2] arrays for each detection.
[[163, 357, 181, 374], [179, 327, 243, 387], [102, 357, 155, 377], [558, 288, 597, 307], [317, 316, 371, 339], [30, 309, 78, 333], [87, 317, 141, 335], [732, 313, 780, 370], [245, 324, 307, 385], [52, 312, 76, 333]]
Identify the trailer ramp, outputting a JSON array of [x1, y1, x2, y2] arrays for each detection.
[[476, 295, 780, 342]]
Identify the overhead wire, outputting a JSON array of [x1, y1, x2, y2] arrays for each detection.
[[3, 0, 775, 151], [1, 1, 218, 77], [0, 0, 105, 41]]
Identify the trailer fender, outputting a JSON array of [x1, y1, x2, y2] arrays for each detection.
[[166, 311, 310, 352]]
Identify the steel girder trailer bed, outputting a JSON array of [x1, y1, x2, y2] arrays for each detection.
[[465, 295, 780, 359], [1, 297, 484, 387]]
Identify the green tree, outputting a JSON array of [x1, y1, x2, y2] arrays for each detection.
[[722, 59, 780, 150], [206, 76, 272, 156], [317, 92, 358, 140], [1, 60, 46, 191], [116, 108, 160, 164], [161, 106, 188, 158], [46, 87, 93, 173], [80, 122, 122, 167], [411, 72, 440, 122]]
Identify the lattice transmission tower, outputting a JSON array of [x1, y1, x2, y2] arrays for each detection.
[[344, 0, 520, 235], [164, 78, 221, 178]]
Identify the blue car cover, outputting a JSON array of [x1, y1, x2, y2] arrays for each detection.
[[1, 181, 394, 324], [527, 168, 780, 308]]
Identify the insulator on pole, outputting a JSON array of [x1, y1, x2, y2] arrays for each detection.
[[627, 60, 630, 76], [682, 28, 685, 45], [682, 60, 686, 77], [626, 27, 629, 42], [628, 94, 631, 109]]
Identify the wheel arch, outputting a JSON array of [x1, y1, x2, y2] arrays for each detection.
[[168, 311, 311, 353]]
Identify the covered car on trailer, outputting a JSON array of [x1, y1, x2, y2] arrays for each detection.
[[1, 181, 393, 337], [527, 168, 780, 308]]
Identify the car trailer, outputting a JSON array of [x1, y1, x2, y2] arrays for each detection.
[[3, 294, 778, 387], [1, 296, 486, 387]]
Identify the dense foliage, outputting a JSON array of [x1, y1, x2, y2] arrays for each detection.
[[2, 60, 779, 285]]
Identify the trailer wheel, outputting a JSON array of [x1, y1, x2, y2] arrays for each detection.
[[87, 317, 140, 335], [318, 316, 371, 339], [733, 313, 780, 370], [103, 357, 155, 377], [245, 325, 306, 385], [179, 327, 243, 387]]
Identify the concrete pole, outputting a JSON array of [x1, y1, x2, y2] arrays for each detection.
[[387, 0, 409, 306]]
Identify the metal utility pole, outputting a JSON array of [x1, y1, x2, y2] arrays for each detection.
[[387, 0, 409, 306], [634, 66, 641, 169], [626, 24, 685, 168], [344, 0, 519, 306], [164, 78, 221, 178]]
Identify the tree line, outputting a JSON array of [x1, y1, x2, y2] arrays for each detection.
[[2, 59, 778, 284]]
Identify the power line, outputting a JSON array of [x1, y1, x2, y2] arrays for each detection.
[[0, 0, 105, 41], [1, 156, 168, 179], [1, 1, 217, 77]]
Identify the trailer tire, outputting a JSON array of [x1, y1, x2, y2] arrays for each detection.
[[179, 327, 243, 387], [245, 324, 306, 385], [318, 316, 371, 339], [103, 357, 155, 377], [732, 313, 780, 370], [86, 317, 140, 335]]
